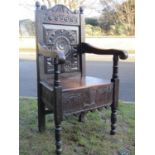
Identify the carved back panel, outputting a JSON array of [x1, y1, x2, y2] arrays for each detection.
[[35, 4, 85, 81]]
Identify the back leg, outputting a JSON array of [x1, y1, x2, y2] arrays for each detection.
[[38, 99, 46, 132], [78, 112, 86, 122]]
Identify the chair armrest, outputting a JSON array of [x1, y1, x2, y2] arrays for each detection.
[[38, 43, 66, 64], [79, 43, 128, 60]]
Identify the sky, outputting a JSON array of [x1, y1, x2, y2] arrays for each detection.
[[19, 0, 125, 21], [19, 0, 104, 21]]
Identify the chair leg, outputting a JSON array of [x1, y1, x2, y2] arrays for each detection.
[[55, 122, 62, 155], [110, 55, 119, 135], [38, 100, 45, 132], [110, 103, 117, 135], [78, 112, 85, 122]]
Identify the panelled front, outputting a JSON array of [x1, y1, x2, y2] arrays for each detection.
[[40, 82, 113, 115], [62, 84, 113, 115]]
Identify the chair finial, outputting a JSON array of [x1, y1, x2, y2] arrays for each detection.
[[80, 6, 84, 14], [41, 5, 47, 10], [35, 1, 40, 9]]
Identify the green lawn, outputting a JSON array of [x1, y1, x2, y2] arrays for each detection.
[[19, 98, 135, 155]]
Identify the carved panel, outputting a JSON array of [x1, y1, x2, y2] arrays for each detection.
[[43, 25, 80, 74], [62, 85, 113, 115], [44, 57, 54, 74], [41, 81, 113, 115], [41, 84, 54, 110], [44, 29, 77, 46], [43, 5, 80, 25]]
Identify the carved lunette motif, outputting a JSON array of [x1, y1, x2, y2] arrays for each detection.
[[43, 5, 80, 25]]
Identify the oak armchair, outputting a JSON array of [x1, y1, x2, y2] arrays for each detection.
[[35, 2, 128, 155]]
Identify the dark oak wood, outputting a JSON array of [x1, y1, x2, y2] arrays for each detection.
[[53, 57, 63, 154], [35, 2, 46, 132], [110, 55, 119, 135], [78, 112, 86, 122], [79, 42, 128, 60], [35, 2, 128, 155]]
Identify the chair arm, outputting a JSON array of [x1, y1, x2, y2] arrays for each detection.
[[79, 43, 128, 60], [38, 43, 66, 64]]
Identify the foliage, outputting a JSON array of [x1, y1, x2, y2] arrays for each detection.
[[99, 0, 135, 36], [19, 0, 135, 37], [19, 98, 135, 155], [115, 0, 135, 35], [85, 25, 103, 37], [41, 0, 86, 10], [19, 19, 35, 37], [85, 17, 98, 26]]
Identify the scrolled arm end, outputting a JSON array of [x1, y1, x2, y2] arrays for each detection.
[[38, 43, 66, 64], [118, 50, 128, 60], [56, 51, 66, 64]]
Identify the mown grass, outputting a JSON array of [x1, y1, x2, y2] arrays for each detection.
[[19, 98, 135, 155]]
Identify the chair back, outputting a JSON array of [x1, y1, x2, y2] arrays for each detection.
[[35, 4, 85, 82]]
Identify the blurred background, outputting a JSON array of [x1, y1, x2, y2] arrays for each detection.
[[19, 0, 135, 51], [19, 0, 135, 102]]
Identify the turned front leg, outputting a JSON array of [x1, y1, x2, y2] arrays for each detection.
[[55, 123, 62, 155], [110, 99, 117, 135], [110, 55, 119, 135], [54, 87, 63, 155], [54, 57, 63, 155]]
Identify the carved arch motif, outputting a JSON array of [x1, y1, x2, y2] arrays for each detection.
[[43, 5, 80, 25]]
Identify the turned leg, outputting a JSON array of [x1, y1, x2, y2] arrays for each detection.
[[110, 103, 117, 135], [54, 89, 63, 155], [53, 57, 63, 155], [110, 55, 119, 135], [54, 87, 63, 155], [55, 123, 62, 155]]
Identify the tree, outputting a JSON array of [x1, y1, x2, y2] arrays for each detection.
[[99, 0, 135, 36], [41, 0, 86, 10], [85, 18, 98, 26], [116, 0, 135, 35]]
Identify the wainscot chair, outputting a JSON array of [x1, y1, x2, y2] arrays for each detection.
[[35, 2, 128, 155]]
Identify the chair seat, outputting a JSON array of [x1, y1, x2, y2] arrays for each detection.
[[40, 76, 113, 115], [42, 75, 112, 91]]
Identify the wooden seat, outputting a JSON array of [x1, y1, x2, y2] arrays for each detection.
[[43, 75, 111, 90], [40, 76, 113, 115], [35, 2, 128, 155]]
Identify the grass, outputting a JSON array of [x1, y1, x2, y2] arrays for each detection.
[[19, 98, 135, 155], [127, 50, 135, 54]]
